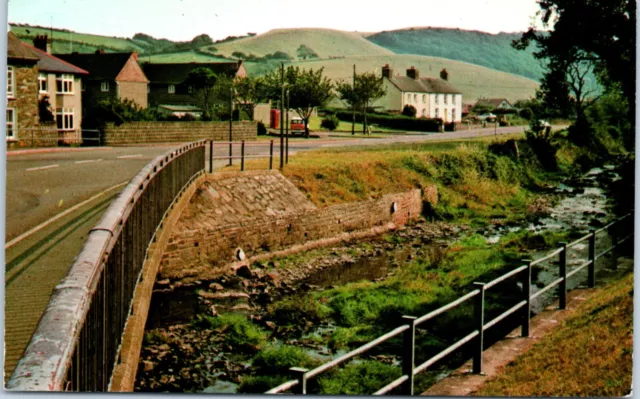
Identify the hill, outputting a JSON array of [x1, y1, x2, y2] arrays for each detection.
[[209, 28, 394, 59], [139, 50, 230, 63], [260, 54, 538, 104], [366, 28, 544, 81]]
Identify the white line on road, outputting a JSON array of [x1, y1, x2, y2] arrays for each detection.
[[75, 159, 103, 164], [117, 154, 143, 159], [5, 180, 129, 250], [25, 164, 59, 172]]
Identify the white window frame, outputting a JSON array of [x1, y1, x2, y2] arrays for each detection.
[[435, 94, 439, 105], [413, 94, 417, 102], [435, 108, 439, 118], [168, 84, 176, 94], [444, 94, 448, 105], [6, 108, 16, 138], [101, 81, 109, 92], [56, 74, 74, 94], [422, 108, 427, 117], [422, 94, 426, 103], [7, 66, 15, 98], [56, 107, 75, 131], [38, 73, 48, 94]]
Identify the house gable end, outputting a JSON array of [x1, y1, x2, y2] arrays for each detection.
[[116, 56, 149, 83]]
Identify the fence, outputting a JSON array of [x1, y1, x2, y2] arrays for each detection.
[[266, 213, 634, 395], [208, 140, 275, 172], [7, 141, 207, 391]]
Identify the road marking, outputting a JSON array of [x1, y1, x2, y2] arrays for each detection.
[[5, 180, 129, 250], [117, 154, 143, 159], [75, 159, 103, 164], [25, 164, 59, 172]]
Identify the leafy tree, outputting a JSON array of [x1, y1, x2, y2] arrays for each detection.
[[38, 95, 54, 123], [402, 104, 417, 118], [184, 68, 233, 119], [336, 72, 386, 134], [85, 98, 157, 129], [263, 66, 334, 137], [296, 45, 319, 60], [233, 76, 268, 120], [514, 0, 636, 149]]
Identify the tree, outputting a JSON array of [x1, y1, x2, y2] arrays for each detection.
[[263, 66, 334, 137], [38, 95, 54, 123], [184, 67, 218, 118], [513, 0, 636, 148], [402, 105, 417, 117], [296, 45, 318, 60], [336, 72, 386, 134], [233, 76, 267, 120]]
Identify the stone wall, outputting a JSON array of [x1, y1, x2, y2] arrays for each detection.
[[8, 123, 58, 149], [102, 121, 257, 145], [159, 171, 428, 282]]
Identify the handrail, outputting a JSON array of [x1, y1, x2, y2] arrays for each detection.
[[7, 140, 208, 391], [265, 212, 633, 395]]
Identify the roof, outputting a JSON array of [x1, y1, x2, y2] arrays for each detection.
[[7, 32, 39, 62], [142, 62, 243, 84], [387, 75, 461, 94], [26, 45, 89, 75], [53, 52, 133, 80], [477, 98, 513, 107]]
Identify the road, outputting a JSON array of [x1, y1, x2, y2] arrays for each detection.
[[3, 124, 539, 382]]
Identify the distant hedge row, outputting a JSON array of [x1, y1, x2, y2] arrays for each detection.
[[327, 109, 443, 132]]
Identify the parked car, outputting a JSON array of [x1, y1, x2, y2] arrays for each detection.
[[290, 117, 305, 134]]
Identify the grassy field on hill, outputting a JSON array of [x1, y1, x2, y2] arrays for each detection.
[[139, 50, 230, 63], [366, 28, 544, 81], [281, 54, 538, 104], [209, 28, 393, 59]]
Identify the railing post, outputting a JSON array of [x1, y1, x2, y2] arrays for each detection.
[[290, 367, 308, 395], [401, 316, 417, 395], [521, 260, 532, 337], [209, 140, 213, 173], [472, 282, 485, 374], [559, 242, 567, 310], [269, 140, 274, 170], [229, 141, 233, 167], [610, 225, 618, 270], [588, 230, 596, 288], [241, 140, 245, 172]]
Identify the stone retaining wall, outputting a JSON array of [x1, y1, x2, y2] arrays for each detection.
[[102, 121, 257, 145], [7, 124, 58, 149], [159, 171, 429, 283]]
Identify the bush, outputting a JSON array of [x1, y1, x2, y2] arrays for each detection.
[[257, 121, 267, 135], [320, 114, 340, 130], [402, 104, 417, 117], [329, 109, 442, 132], [519, 107, 534, 120]]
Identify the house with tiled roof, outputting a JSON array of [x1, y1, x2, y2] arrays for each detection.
[[55, 51, 149, 115], [141, 61, 246, 115], [28, 35, 89, 143], [6, 31, 40, 144], [376, 65, 463, 123], [475, 98, 514, 111]]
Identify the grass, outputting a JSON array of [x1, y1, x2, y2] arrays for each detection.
[[192, 313, 266, 353], [139, 50, 230, 63], [474, 272, 633, 397], [317, 360, 402, 395], [307, 115, 402, 134], [10, 24, 144, 52]]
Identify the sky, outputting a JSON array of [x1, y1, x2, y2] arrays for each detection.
[[7, 0, 543, 42]]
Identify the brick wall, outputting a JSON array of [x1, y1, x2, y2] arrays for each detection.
[[118, 81, 148, 109], [102, 121, 257, 145], [159, 171, 426, 282]]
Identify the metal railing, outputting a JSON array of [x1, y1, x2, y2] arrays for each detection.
[[7, 140, 207, 391], [208, 140, 275, 172], [266, 213, 634, 395]]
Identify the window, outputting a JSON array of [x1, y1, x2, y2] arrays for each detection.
[[188, 85, 194, 94], [444, 95, 448, 104], [422, 94, 426, 103], [56, 107, 74, 130], [56, 74, 74, 93], [38, 73, 48, 93], [406, 93, 411, 103], [101, 81, 109, 92], [422, 108, 427, 116], [147, 85, 150, 94], [7, 66, 14, 97], [413, 94, 417, 102], [452, 108, 456, 120], [435, 94, 439, 104], [168, 84, 175, 94], [435, 108, 439, 118], [6, 108, 15, 137]]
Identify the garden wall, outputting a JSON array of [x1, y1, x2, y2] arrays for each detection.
[[102, 121, 257, 145]]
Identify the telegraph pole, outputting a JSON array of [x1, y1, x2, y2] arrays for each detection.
[[229, 87, 233, 166], [280, 63, 284, 169], [352, 64, 356, 136]]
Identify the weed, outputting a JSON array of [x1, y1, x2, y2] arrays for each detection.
[[317, 360, 402, 395], [193, 313, 266, 353]]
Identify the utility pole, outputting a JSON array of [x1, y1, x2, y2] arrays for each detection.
[[285, 88, 290, 164], [280, 63, 284, 169], [229, 87, 233, 166], [352, 64, 356, 136]]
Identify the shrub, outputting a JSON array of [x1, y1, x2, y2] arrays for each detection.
[[519, 107, 534, 120], [402, 104, 417, 117], [328, 109, 442, 132], [320, 114, 340, 130], [257, 121, 267, 135]]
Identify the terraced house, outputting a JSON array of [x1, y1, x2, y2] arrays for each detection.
[[377, 65, 463, 123]]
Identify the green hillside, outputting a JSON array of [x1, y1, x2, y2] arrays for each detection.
[[272, 54, 538, 105], [211, 28, 394, 59], [366, 28, 544, 81], [140, 50, 230, 63]]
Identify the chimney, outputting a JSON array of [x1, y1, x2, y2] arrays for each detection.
[[95, 49, 106, 55], [33, 34, 51, 53], [406, 66, 419, 80], [440, 68, 449, 81], [132, 52, 139, 62], [382, 64, 393, 79]]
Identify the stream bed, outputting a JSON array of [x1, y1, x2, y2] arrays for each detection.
[[135, 166, 625, 393]]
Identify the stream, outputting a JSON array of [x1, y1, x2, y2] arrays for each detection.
[[135, 166, 624, 393]]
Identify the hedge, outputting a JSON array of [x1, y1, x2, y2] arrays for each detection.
[[327, 109, 443, 132]]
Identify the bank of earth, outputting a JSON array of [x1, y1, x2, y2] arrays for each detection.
[[134, 134, 631, 394]]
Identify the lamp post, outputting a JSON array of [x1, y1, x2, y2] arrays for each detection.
[[229, 86, 234, 166], [285, 88, 290, 164], [279, 63, 284, 169]]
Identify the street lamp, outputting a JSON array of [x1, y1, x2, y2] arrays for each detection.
[[286, 88, 290, 164]]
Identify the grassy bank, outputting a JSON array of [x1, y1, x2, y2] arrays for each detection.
[[474, 272, 633, 397]]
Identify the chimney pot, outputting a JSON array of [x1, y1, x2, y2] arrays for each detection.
[[406, 66, 419, 80], [440, 68, 449, 81], [382, 64, 393, 79]]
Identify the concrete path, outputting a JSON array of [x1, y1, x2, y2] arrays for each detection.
[[421, 257, 633, 397]]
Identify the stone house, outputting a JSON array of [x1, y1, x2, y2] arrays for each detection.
[[6, 31, 40, 145], [28, 36, 89, 144], [141, 61, 246, 115], [55, 51, 149, 118], [376, 65, 463, 123]]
